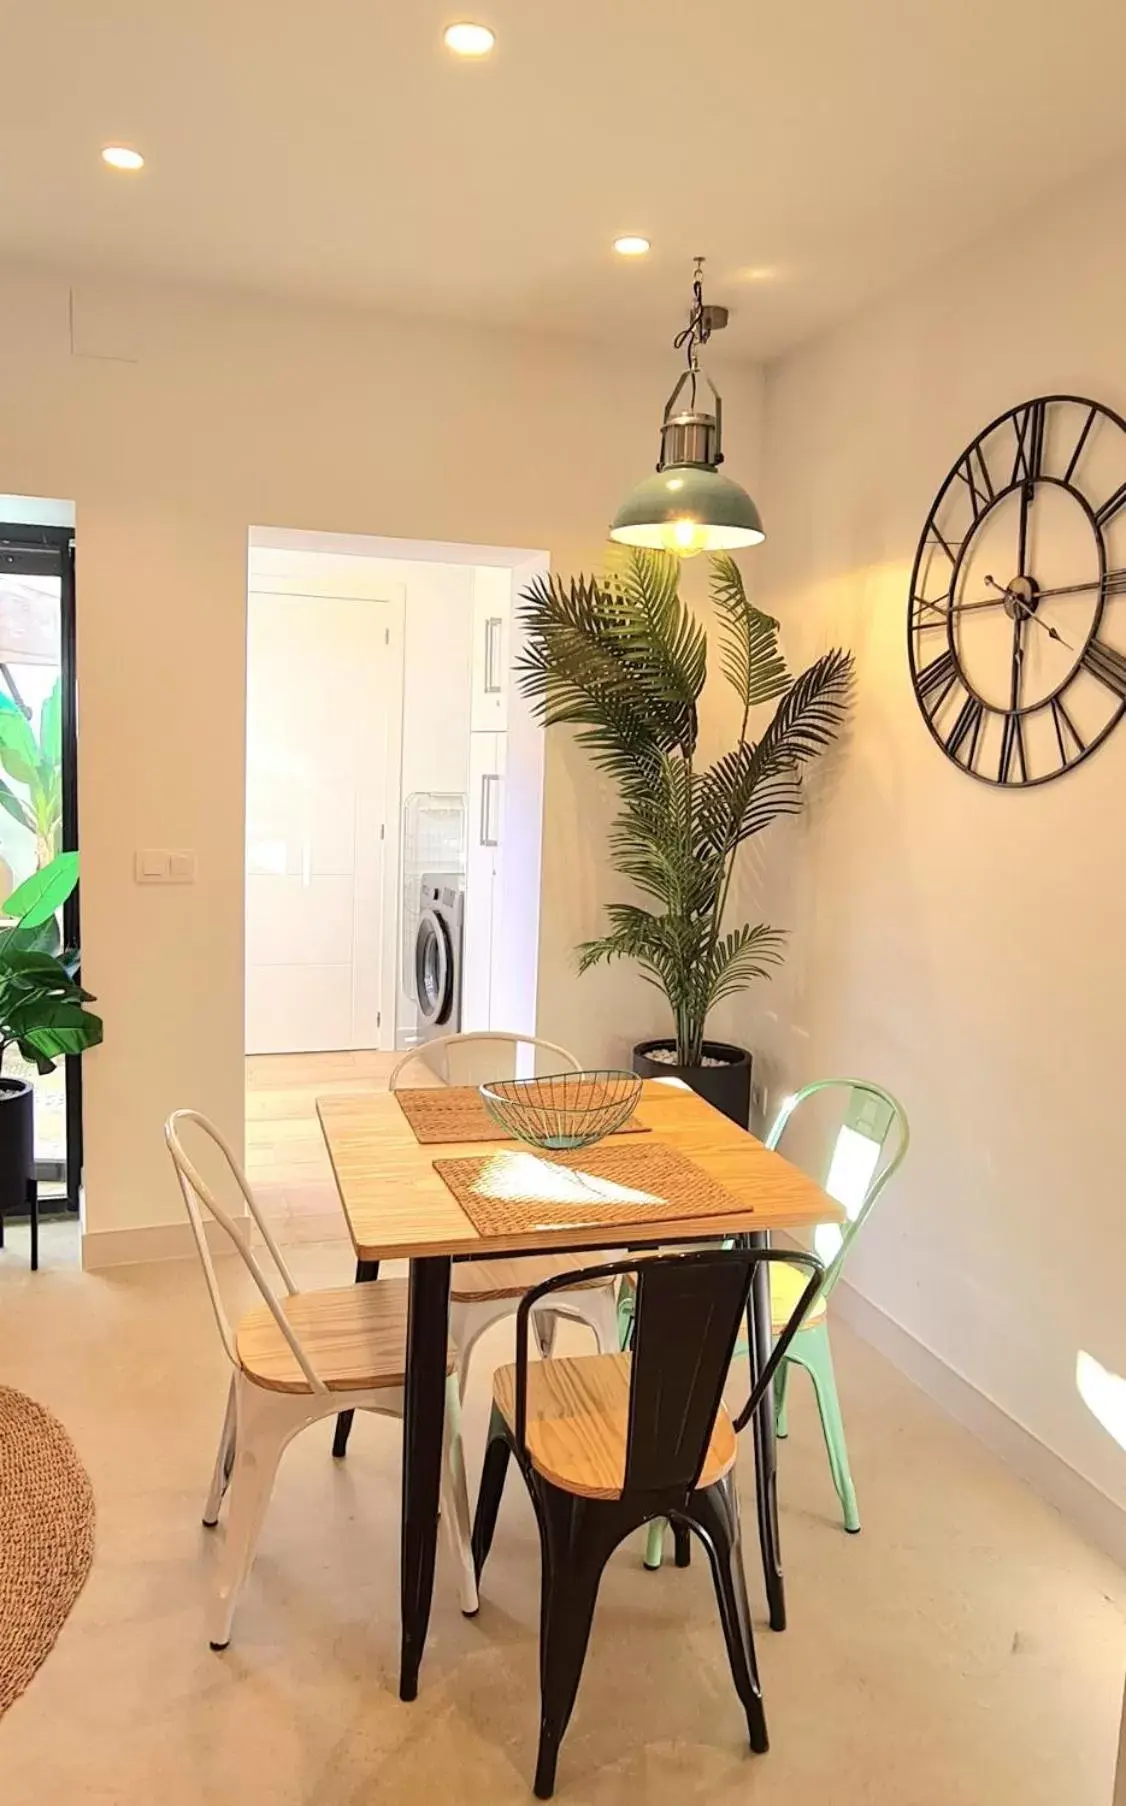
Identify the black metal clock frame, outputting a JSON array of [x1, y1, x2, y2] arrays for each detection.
[[908, 393, 1126, 786]]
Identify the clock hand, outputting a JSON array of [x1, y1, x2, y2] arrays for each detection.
[[915, 595, 1007, 622], [1010, 617, 1024, 710], [983, 575, 1074, 649], [1034, 571, 1126, 600], [1017, 479, 1032, 580]]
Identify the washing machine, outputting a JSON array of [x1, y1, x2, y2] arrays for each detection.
[[414, 872, 465, 1042]]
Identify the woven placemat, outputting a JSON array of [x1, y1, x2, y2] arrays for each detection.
[[0, 1384, 95, 1715], [395, 1083, 650, 1146], [433, 1140, 750, 1234]]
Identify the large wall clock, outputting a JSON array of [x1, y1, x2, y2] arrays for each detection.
[[908, 394, 1126, 785]]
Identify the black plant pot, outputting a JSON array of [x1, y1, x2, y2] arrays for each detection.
[[632, 1038, 753, 1129], [0, 1076, 35, 1258]]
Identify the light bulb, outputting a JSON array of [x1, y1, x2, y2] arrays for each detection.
[[101, 145, 144, 171], [443, 22, 495, 55], [668, 518, 709, 557]]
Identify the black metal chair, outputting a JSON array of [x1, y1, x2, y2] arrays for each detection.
[[471, 1243, 824, 1798]]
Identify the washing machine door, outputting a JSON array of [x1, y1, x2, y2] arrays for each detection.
[[415, 908, 455, 1027]]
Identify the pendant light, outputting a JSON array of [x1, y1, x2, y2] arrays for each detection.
[[610, 257, 764, 557]]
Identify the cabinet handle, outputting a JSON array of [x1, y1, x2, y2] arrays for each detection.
[[480, 772, 500, 846], [484, 616, 503, 694]]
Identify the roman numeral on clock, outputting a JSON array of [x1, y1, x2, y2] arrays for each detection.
[[998, 712, 1028, 784], [916, 648, 958, 714], [1050, 696, 1086, 765], [912, 592, 952, 630], [1095, 483, 1126, 531], [944, 694, 983, 768], [1011, 399, 1045, 487], [954, 446, 994, 521], [1081, 636, 1126, 699]]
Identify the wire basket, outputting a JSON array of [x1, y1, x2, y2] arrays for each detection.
[[479, 1069, 643, 1151]]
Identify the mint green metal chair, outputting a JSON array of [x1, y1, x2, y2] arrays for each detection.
[[641, 1079, 909, 1567]]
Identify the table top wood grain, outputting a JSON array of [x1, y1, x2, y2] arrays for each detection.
[[317, 1078, 843, 1263]]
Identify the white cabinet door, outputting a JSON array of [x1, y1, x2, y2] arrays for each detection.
[[469, 568, 511, 733], [245, 589, 396, 1054], [461, 730, 505, 1030]]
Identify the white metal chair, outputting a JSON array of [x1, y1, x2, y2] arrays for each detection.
[[164, 1108, 478, 1650], [389, 1033, 622, 1392]]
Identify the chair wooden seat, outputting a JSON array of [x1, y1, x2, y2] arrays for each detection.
[[237, 1279, 455, 1395], [167, 1109, 478, 1648], [452, 1252, 609, 1303], [769, 1259, 827, 1335], [493, 1352, 737, 1500]]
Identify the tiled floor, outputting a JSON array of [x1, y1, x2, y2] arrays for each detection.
[[0, 1207, 1123, 1804]]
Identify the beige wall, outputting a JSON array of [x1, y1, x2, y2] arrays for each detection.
[[0, 263, 763, 1245], [753, 154, 1126, 1509]]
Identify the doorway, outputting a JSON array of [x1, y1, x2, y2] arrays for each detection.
[[0, 521, 82, 1213], [245, 549, 405, 1055], [242, 525, 548, 1243]]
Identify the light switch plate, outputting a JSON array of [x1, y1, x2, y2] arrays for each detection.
[[135, 849, 169, 883], [168, 850, 197, 883], [135, 849, 197, 883]]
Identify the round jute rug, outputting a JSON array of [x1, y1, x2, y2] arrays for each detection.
[[0, 1384, 95, 1713]]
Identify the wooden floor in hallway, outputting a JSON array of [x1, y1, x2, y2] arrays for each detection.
[[244, 1050, 401, 1243]]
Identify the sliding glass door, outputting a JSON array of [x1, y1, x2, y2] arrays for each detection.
[[0, 525, 81, 1209]]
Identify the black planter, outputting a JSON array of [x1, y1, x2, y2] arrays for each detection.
[[632, 1038, 752, 1129], [0, 1077, 37, 1268]]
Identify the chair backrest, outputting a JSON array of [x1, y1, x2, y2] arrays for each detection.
[[389, 1031, 581, 1091], [513, 1245, 823, 1497], [163, 1109, 328, 1393], [765, 1079, 908, 1302]]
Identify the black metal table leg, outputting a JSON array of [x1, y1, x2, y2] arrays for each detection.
[[399, 1253, 451, 1702], [27, 1179, 37, 1272], [332, 1257, 380, 1457], [748, 1229, 785, 1631]]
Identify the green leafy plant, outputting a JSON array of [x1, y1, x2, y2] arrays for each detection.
[[517, 549, 853, 1066], [0, 676, 63, 869], [0, 851, 102, 1074]]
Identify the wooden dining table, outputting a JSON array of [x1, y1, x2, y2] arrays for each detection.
[[317, 1076, 842, 1702]]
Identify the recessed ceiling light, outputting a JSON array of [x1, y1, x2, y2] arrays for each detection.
[[613, 236, 651, 257], [101, 145, 144, 171], [443, 22, 495, 56]]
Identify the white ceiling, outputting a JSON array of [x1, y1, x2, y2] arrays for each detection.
[[4, 1, 1126, 359]]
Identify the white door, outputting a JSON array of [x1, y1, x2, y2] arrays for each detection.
[[245, 588, 399, 1054], [469, 567, 511, 732], [461, 730, 505, 1031]]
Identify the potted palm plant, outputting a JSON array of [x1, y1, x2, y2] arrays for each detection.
[[516, 549, 852, 1125], [0, 851, 102, 1223]]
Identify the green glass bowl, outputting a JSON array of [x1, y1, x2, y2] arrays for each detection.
[[479, 1069, 643, 1151]]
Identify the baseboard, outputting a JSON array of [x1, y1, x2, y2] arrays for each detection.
[[833, 1277, 1126, 1571], [81, 1215, 236, 1271]]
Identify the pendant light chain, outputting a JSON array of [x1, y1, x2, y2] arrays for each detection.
[[672, 256, 711, 408]]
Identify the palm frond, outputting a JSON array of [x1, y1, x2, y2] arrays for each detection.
[[709, 553, 789, 710], [752, 647, 855, 768], [698, 649, 852, 852], [704, 923, 787, 1011], [604, 547, 707, 751], [697, 743, 804, 850], [516, 571, 670, 792]]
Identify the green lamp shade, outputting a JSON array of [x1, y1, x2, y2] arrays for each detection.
[[610, 466, 765, 557]]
